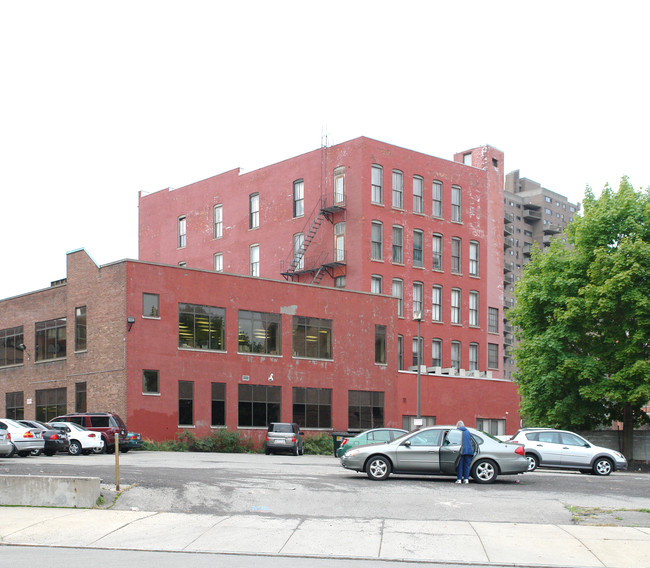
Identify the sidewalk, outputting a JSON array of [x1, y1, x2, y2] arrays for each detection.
[[1, 506, 649, 567]]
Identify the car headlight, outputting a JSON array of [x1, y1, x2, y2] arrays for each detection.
[[345, 449, 361, 458]]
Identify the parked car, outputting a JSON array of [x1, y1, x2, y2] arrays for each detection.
[[264, 422, 305, 455], [125, 431, 143, 450], [50, 412, 128, 453], [336, 428, 408, 457], [0, 426, 15, 457], [340, 425, 527, 483], [19, 420, 69, 456], [0, 418, 45, 456], [508, 428, 628, 475], [49, 422, 104, 455]]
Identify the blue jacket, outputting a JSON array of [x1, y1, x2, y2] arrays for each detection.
[[459, 426, 474, 456]]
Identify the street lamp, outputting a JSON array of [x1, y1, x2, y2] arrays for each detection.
[[413, 310, 423, 425]]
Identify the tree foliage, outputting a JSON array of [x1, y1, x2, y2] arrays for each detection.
[[511, 178, 650, 452]]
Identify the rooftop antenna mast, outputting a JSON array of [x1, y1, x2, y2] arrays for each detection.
[[320, 126, 329, 199]]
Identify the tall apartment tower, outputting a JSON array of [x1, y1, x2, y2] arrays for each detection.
[[502, 170, 581, 379]]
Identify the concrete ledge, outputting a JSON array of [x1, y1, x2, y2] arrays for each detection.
[[0, 475, 100, 508]]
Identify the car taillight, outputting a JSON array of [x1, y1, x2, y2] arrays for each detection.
[[24, 431, 34, 438], [341, 439, 349, 447], [51, 433, 59, 440], [515, 445, 525, 456], [6, 433, 11, 441], [291, 437, 296, 443], [88, 433, 96, 438], [265, 436, 269, 442]]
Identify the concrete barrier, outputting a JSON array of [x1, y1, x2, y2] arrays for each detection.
[[0, 475, 100, 508]]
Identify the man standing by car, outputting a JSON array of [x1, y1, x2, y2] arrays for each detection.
[[455, 421, 474, 484]]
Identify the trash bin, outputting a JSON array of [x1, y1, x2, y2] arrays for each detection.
[[330, 431, 355, 457]]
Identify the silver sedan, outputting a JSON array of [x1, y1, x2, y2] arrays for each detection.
[[340, 425, 528, 483]]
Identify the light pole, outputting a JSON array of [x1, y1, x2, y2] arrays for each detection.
[[413, 311, 423, 424]]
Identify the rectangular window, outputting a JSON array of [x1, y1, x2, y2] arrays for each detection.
[[211, 382, 226, 426], [143, 293, 159, 318], [250, 244, 260, 276], [413, 176, 423, 213], [371, 275, 382, 294], [179, 380, 194, 426], [292, 316, 332, 359], [293, 233, 305, 270], [178, 216, 186, 248], [143, 370, 159, 394], [397, 335, 403, 370], [392, 170, 403, 208], [375, 325, 387, 364], [293, 180, 304, 217], [451, 237, 461, 274], [488, 307, 499, 333], [348, 390, 384, 430], [432, 234, 442, 270], [451, 185, 462, 222], [392, 279, 403, 318], [488, 343, 499, 369], [249, 193, 259, 229], [477, 418, 505, 437], [75, 306, 86, 352], [392, 226, 403, 264], [469, 241, 479, 276], [238, 310, 281, 354], [35, 387, 66, 422], [238, 383, 281, 427], [432, 285, 442, 322], [293, 387, 332, 428], [371, 221, 383, 260], [75, 382, 87, 412], [432, 180, 443, 217], [451, 341, 461, 369], [469, 343, 479, 371], [335, 222, 345, 262], [334, 276, 346, 288], [6, 391, 24, 420], [214, 205, 223, 239], [451, 288, 461, 324], [413, 230, 423, 267], [432, 339, 442, 367], [179, 303, 226, 351], [214, 253, 223, 272], [412, 335, 423, 367], [334, 169, 345, 203], [371, 165, 383, 204], [413, 282, 423, 318], [0, 326, 24, 367], [469, 291, 479, 327], [463, 152, 472, 165], [35, 318, 66, 361]]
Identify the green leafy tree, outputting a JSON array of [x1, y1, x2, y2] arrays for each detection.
[[512, 177, 650, 459]]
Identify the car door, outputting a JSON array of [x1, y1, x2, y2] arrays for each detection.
[[439, 429, 462, 474], [559, 432, 592, 467], [394, 429, 443, 473], [529, 431, 563, 466]]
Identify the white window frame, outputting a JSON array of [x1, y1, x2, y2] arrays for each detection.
[[249, 193, 259, 229], [392, 170, 403, 209], [451, 341, 461, 369], [432, 285, 442, 322], [249, 244, 260, 277], [451, 288, 461, 325], [432, 234, 443, 271], [432, 339, 442, 368], [371, 275, 383, 294], [293, 179, 304, 218], [214, 253, 223, 272], [293, 233, 305, 270], [413, 229, 424, 268], [432, 180, 443, 218], [451, 237, 461, 274], [178, 216, 186, 248], [413, 282, 423, 319], [469, 291, 479, 327], [469, 343, 479, 371], [371, 165, 383, 204], [213, 205, 223, 239], [392, 278, 403, 318], [469, 241, 479, 276], [392, 225, 403, 264], [371, 221, 383, 261], [413, 175, 423, 213], [451, 185, 462, 222]]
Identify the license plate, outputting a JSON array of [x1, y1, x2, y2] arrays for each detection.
[[273, 439, 285, 445]]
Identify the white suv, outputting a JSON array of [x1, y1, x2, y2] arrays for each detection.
[[510, 428, 627, 476]]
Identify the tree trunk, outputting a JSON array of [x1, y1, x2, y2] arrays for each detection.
[[622, 404, 634, 461]]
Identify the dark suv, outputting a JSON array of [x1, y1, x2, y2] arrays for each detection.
[[264, 422, 305, 456], [51, 412, 128, 453]]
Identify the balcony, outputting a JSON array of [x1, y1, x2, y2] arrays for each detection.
[[523, 243, 532, 256], [523, 208, 542, 221], [504, 273, 514, 285], [504, 236, 514, 249], [504, 224, 514, 236], [504, 261, 514, 273], [543, 224, 562, 234], [504, 212, 514, 223]]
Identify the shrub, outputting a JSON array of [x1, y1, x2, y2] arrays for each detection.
[[304, 433, 333, 455], [141, 429, 255, 453]]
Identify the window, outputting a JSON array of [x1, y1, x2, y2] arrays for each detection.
[[335, 222, 345, 261], [469, 291, 479, 327], [451, 237, 461, 273], [250, 244, 259, 276], [488, 343, 499, 369], [292, 316, 332, 359], [238, 383, 280, 427], [211, 382, 226, 426], [75, 381, 86, 412], [463, 152, 472, 165], [469, 343, 479, 371], [293, 387, 331, 428], [249, 193, 259, 229], [6, 391, 24, 420], [214, 253, 223, 272], [178, 216, 186, 248], [469, 241, 479, 276], [413, 230, 423, 267], [75, 306, 86, 351], [213, 205, 223, 239], [392, 170, 403, 208], [179, 303, 226, 351], [179, 381, 194, 426], [371, 165, 383, 204], [413, 176, 423, 213], [403, 415, 436, 430], [293, 180, 304, 217], [392, 279, 403, 317], [375, 325, 387, 364], [451, 341, 461, 369], [488, 307, 499, 333], [35, 318, 66, 361], [0, 326, 23, 367], [293, 233, 305, 270], [334, 276, 346, 288], [451, 288, 461, 324], [371, 221, 383, 260], [143, 370, 159, 394], [348, 390, 384, 429], [334, 168, 345, 203], [432, 285, 442, 322], [432, 339, 442, 367], [238, 310, 281, 354], [412, 335, 423, 367], [476, 418, 505, 437], [432, 180, 443, 217], [432, 234, 442, 270], [545, 196, 553, 203], [35, 387, 66, 422], [392, 226, 403, 263], [397, 335, 403, 370], [143, 293, 159, 318], [451, 185, 462, 222], [413, 282, 423, 318], [371, 275, 383, 294]]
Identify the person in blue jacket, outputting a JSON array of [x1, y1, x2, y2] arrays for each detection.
[[455, 420, 474, 484]]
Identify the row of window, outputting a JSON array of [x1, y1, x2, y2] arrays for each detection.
[[401, 336, 500, 371], [4, 383, 86, 422]]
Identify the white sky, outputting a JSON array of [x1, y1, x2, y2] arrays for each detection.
[[1, 1, 648, 300]]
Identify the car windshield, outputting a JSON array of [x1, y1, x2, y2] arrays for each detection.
[[271, 424, 293, 433]]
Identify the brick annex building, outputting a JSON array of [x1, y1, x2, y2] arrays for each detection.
[[0, 137, 521, 443]]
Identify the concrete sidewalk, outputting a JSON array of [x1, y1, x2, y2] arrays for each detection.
[[1, 506, 649, 567]]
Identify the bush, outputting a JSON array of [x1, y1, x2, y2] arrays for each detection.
[[141, 429, 255, 453], [304, 433, 333, 455]]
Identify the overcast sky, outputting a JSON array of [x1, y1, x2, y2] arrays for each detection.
[[1, 1, 648, 300]]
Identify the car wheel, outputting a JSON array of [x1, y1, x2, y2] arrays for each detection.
[[121, 448, 130, 453], [106, 445, 115, 454], [525, 454, 538, 472], [366, 456, 392, 481], [593, 457, 613, 476], [31, 449, 43, 456], [44, 450, 55, 457], [17, 451, 30, 457], [92, 446, 104, 454], [68, 440, 82, 456], [472, 459, 498, 484], [292, 445, 299, 456], [264, 447, 271, 455], [5, 445, 16, 458]]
